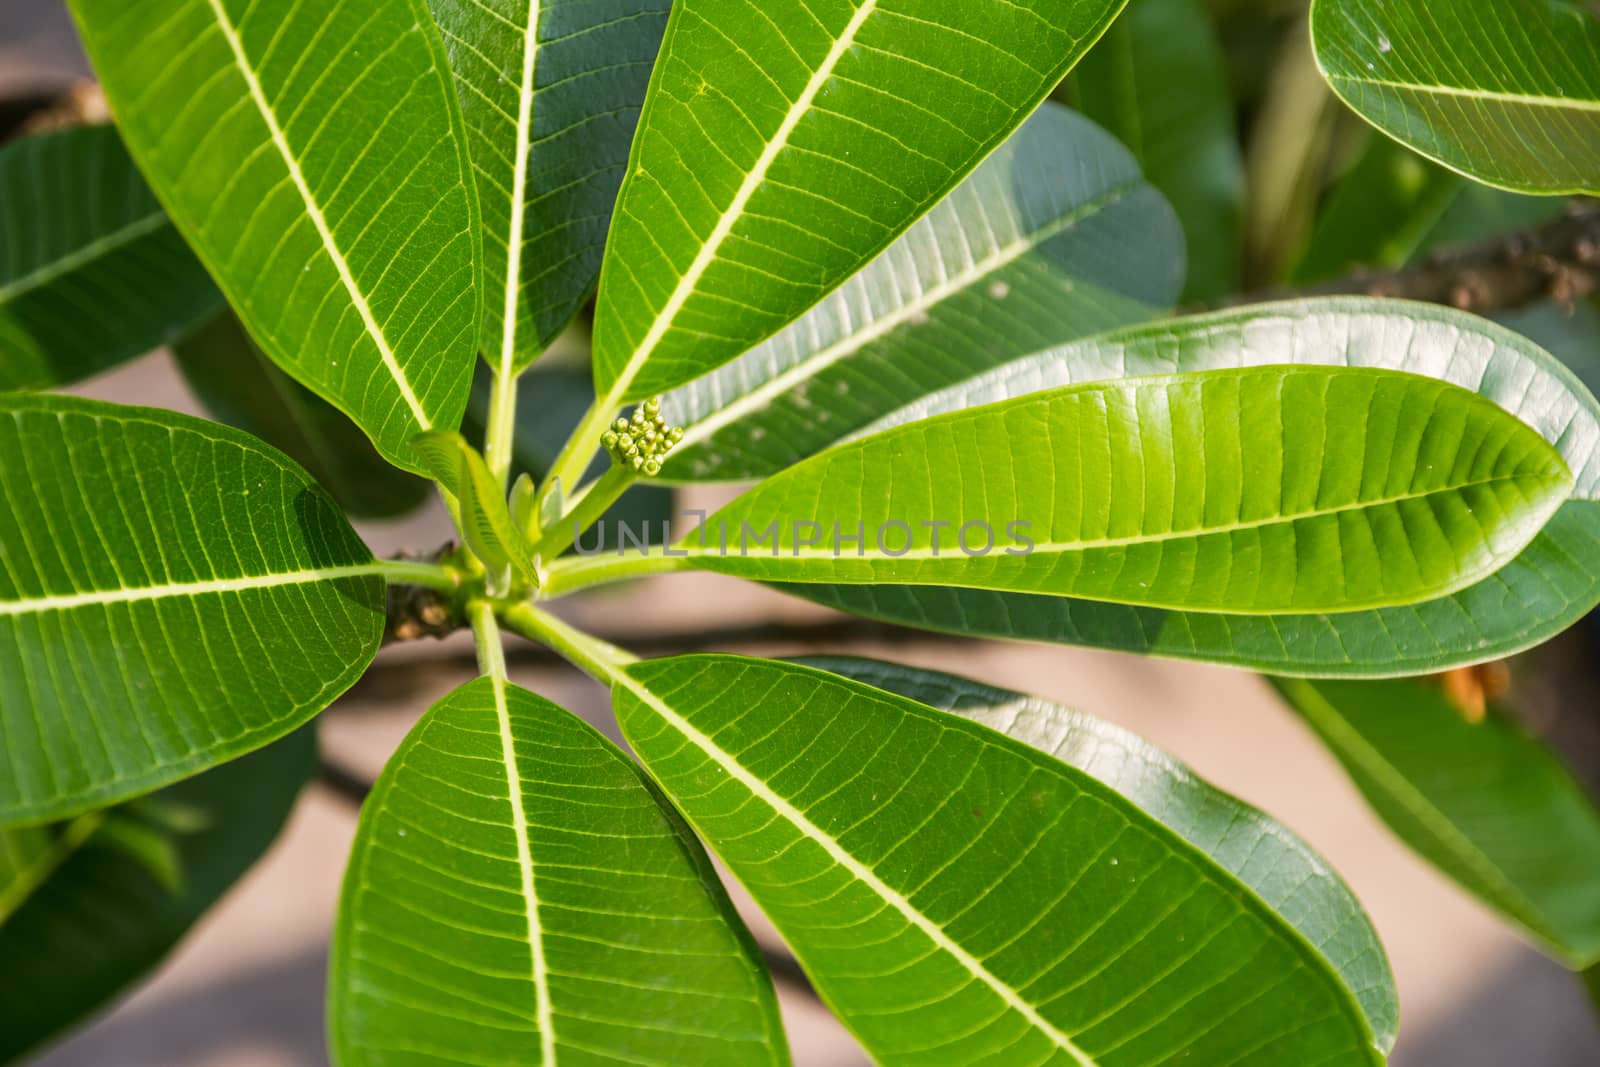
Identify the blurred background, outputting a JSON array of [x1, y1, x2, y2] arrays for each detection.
[[3, 0, 1599, 1063]]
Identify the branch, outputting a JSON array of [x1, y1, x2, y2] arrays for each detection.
[[1235, 199, 1600, 315]]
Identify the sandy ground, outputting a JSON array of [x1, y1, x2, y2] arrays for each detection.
[[5, 3, 1599, 1064]]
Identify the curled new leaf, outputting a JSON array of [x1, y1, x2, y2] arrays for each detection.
[[411, 431, 536, 585]]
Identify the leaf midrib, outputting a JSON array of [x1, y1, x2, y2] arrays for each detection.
[[672, 179, 1147, 454], [0, 210, 170, 303], [702, 470, 1566, 561], [200, 0, 432, 428], [620, 669, 1099, 1067], [1328, 74, 1600, 113], [497, 0, 542, 379], [607, 0, 881, 402], [0, 563, 385, 618]]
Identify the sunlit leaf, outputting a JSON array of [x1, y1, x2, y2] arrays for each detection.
[[0, 394, 383, 825], [411, 430, 537, 584]]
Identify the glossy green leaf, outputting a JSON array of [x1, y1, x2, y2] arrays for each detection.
[[790, 299, 1600, 676], [614, 654, 1384, 1064], [592, 0, 1130, 403], [411, 430, 537, 583], [331, 676, 789, 1065], [0, 394, 384, 826], [173, 313, 429, 520], [658, 103, 1183, 482], [797, 655, 1399, 1051], [1311, 0, 1600, 195], [1274, 676, 1600, 969], [682, 363, 1570, 614], [67, 0, 482, 474], [1062, 0, 1243, 301], [427, 0, 668, 372], [0, 124, 221, 391], [0, 730, 313, 1061]]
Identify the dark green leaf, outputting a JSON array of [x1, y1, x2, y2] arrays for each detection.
[[0, 729, 314, 1061], [797, 655, 1399, 1051], [330, 677, 789, 1065], [0, 393, 384, 825], [1311, 0, 1600, 195], [1063, 0, 1243, 301], [1274, 676, 1600, 968], [592, 0, 1130, 402], [659, 103, 1183, 482], [68, 0, 483, 473], [427, 0, 668, 370], [684, 364, 1570, 614], [173, 313, 428, 520], [788, 299, 1600, 676], [614, 655, 1385, 1064], [0, 125, 220, 391]]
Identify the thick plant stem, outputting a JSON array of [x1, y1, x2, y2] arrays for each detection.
[[531, 464, 636, 562], [533, 392, 616, 521], [483, 368, 520, 490], [470, 600, 508, 680], [378, 559, 464, 593], [541, 552, 694, 599], [501, 602, 638, 686]]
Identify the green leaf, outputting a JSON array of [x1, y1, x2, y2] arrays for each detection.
[[67, 0, 483, 474], [613, 654, 1384, 1064], [173, 313, 429, 520], [0, 125, 221, 391], [1311, 0, 1600, 195], [591, 0, 1131, 403], [658, 103, 1183, 482], [787, 298, 1600, 676], [1274, 676, 1600, 969], [411, 430, 537, 583], [330, 676, 789, 1065], [0, 728, 313, 1061], [427, 0, 669, 372], [1062, 0, 1243, 302], [682, 363, 1570, 614], [796, 655, 1399, 1052], [0, 393, 384, 826]]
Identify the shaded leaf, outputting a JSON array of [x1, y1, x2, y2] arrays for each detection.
[[0, 393, 384, 825], [68, 0, 482, 473], [0, 125, 220, 391], [659, 103, 1183, 482], [1274, 676, 1600, 968], [0, 729, 314, 1061], [173, 313, 429, 520], [614, 654, 1385, 1064], [592, 0, 1130, 402], [330, 677, 789, 1065], [427, 0, 669, 371], [684, 363, 1570, 614], [789, 299, 1600, 676], [1063, 0, 1243, 301], [1311, 0, 1600, 195], [797, 654, 1399, 1052]]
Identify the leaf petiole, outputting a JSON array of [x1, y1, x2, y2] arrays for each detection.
[[499, 602, 637, 685]]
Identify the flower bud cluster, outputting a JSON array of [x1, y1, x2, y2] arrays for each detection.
[[602, 397, 683, 476]]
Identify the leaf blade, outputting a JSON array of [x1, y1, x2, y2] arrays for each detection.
[[0, 125, 221, 391], [0, 394, 384, 825], [67, 0, 482, 473], [330, 676, 790, 1065], [614, 654, 1383, 1064], [593, 0, 1132, 402]]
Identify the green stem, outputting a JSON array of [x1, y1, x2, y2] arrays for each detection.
[[531, 464, 636, 563], [0, 811, 107, 924], [533, 384, 621, 520], [377, 559, 464, 592], [500, 602, 637, 686], [541, 551, 694, 599], [483, 367, 520, 490], [470, 600, 507, 679]]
